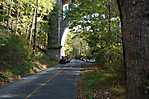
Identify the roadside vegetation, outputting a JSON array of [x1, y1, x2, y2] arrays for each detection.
[[77, 64, 125, 99], [64, 0, 125, 98], [0, 0, 148, 99], [0, 34, 57, 84], [0, 0, 57, 84]]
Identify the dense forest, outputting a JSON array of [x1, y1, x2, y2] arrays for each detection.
[[0, 0, 149, 99], [65, 0, 122, 65], [0, 0, 57, 80]]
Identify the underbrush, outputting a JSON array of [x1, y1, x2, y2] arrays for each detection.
[[0, 73, 9, 83], [0, 35, 32, 75], [0, 34, 57, 83], [31, 53, 58, 73], [34, 52, 57, 66], [78, 65, 126, 99]]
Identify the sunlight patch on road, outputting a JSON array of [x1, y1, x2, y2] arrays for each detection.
[[0, 94, 19, 98], [38, 67, 56, 75], [22, 76, 38, 80], [56, 67, 79, 70]]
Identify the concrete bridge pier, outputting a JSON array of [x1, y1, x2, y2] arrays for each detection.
[[47, 0, 69, 61], [46, 0, 63, 61], [47, 49, 60, 61], [47, 45, 62, 61]]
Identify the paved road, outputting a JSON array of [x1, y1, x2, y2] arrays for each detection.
[[0, 61, 85, 99]]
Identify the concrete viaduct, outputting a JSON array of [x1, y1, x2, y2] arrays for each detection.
[[47, 0, 72, 60]]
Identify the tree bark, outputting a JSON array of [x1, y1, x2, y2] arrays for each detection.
[[7, 0, 12, 30], [117, 0, 127, 86], [92, 0, 96, 13], [33, 0, 38, 54], [15, 3, 20, 35], [29, 8, 35, 45], [117, 0, 149, 99], [29, 0, 38, 48]]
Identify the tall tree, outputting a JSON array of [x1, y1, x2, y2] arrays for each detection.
[[33, 0, 39, 54], [117, 0, 149, 99]]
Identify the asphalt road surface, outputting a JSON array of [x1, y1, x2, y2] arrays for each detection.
[[0, 60, 86, 99]]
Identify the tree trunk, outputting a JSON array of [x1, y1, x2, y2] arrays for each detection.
[[26, 23, 31, 40], [15, 3, 19, 35], [15, 14, 19, 35], [2, 1, 5, 24], [117, 0, 149, 99], [33, 0, 38, 54], [29, 8, 35, 45], [117, 0, 127, 85], [29, 0, 38, 50], [7, 0, 12, 30], [107, 2, 111, 33], [92, 0, 96, 13]]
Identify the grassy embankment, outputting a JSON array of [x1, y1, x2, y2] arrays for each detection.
[[77, 64, 126, 99]]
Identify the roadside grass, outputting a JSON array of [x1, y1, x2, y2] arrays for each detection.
[[77, 64, 126, 99]]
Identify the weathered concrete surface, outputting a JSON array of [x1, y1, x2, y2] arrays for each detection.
[[47, 48, 61, 61], [47, 0, 69, 60]]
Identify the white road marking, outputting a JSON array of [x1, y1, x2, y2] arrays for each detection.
[[25, 70, 63, 99]]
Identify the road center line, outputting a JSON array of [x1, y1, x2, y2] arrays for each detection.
[[25, 70, 63, 99]]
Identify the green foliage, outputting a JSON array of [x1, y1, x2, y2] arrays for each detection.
[[95, 49, 106, 64], [0, 0, 58, 77], [0, 35, 32, 75], [66, 0, 123, 66], [64, 32, 75, 57], [0, 73, 9, 82], [0, 0, 54, 47], [111, 85, 126, 97], [84, 71, 116, 91], [64, 32, 90, 58], [34, 52, 57, 65], [81, 68, 125, 99]]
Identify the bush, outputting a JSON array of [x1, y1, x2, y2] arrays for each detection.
[[34, 52, 57, 66], [0, 73, 9, 82], [0, 35, 32, 75]]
